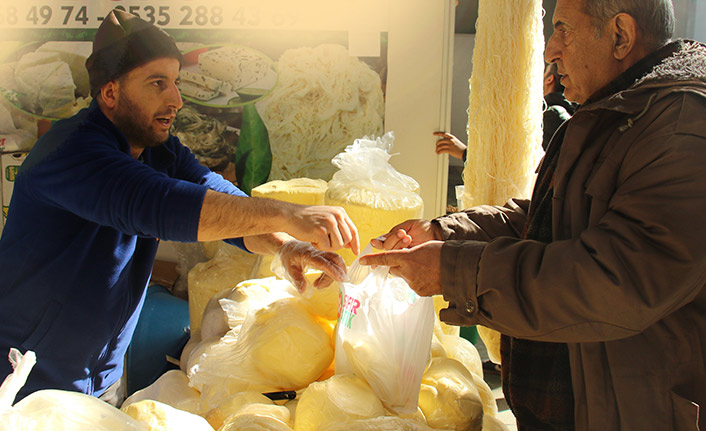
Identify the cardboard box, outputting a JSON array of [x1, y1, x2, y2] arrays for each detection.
[[2, 152, 28, 226]]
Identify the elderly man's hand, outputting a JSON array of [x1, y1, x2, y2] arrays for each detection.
[[275, 240, 347, 293], [359, 241, 443, 297], [288, 205, 360, 256], [371, 219, 443, 250]]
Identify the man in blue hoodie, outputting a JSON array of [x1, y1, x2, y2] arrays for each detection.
[[0, 9, 359, 403]]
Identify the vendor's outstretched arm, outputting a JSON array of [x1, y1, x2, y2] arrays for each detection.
[[197, 189, 360, 254]]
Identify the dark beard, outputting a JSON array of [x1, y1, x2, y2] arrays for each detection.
[[112, 92, 168, 149]]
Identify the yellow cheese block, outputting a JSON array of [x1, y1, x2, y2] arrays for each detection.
[[251, 178, 328, 277], [324, 197, 423, 265], [251, 178, 328, 205], [187, 248, 258, 336]]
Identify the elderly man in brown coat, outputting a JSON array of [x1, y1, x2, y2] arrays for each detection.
[[361, 0, 706, 430]]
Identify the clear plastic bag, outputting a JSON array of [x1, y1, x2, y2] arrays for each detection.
[[326, 131, 423, 212], [335, 246, 435, 415], [0, 348, 147, 430], [325, 132, 424, 264]]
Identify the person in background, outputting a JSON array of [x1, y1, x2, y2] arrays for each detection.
[[434, 62, 576, 159], [541, 62, 576, 150], [362, 0, 706, 430], [0, 9, 359, 405]]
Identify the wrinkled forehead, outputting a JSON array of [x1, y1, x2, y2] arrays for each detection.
[[552, 0, 589, 27]]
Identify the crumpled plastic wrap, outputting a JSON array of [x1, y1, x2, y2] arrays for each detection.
[[186, 243, 259, 335], [121, 369, 201, 415], [319, 416, 441, 431], [325, 132, 424, 264], [418, 357, 484, 431], [188, 289, 334, 410], [0, 348, 148, 430], [293, 374, 385, 431], [121, 399, 214, 431]]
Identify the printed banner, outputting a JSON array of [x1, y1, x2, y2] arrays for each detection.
[[0, 0, 388, 195]]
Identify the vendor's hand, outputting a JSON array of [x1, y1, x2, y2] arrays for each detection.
[[371, 219, 443, 250], [288, 205, 360, 256], [276, 240, 347, 293], [434, 131, 467, 160], [359, 241, 443, 296]]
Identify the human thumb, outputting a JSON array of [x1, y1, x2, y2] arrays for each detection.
[[358, 252, 392, 267]]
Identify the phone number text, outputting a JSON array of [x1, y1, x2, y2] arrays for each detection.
[[0, 4, 297, 29]]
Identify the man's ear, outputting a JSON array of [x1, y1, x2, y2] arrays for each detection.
[[545, 74, 555, 86], [611, 13, 638, 61], [100, 81, 119, 110]]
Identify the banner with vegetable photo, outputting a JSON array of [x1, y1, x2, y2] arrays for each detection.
[[0, 1, 388, 193]]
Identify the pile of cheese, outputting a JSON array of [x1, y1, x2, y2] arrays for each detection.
[[127, 270, 509, 431], [0, 277, 508, 430], [0, 41, 91, 120]]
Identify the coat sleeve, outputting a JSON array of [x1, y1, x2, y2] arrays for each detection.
[[433, 198, 529, 241], [439, 126, 706, 343]]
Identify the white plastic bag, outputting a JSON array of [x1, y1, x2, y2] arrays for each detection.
[[335, 246, 435, 414]]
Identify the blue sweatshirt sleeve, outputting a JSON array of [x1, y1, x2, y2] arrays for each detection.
[[166, 138, 250, 250], [22, 127, 248, 246]]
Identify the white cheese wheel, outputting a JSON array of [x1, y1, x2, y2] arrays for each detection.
[[197, 46, 270, 91]]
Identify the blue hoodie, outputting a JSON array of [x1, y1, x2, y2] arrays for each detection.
[[0, 100, 246, 400]]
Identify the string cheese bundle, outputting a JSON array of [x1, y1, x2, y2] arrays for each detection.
[[462, 0, 545, 208], [259, 44, 384, 181]]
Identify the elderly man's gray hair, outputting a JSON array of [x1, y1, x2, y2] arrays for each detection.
[[582, 0, 675, 49]]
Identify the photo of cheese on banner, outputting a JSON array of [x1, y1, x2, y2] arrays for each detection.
[[178, 44, 277, 107], [0, 41, 92, 121], [259, 43, 385, 181]]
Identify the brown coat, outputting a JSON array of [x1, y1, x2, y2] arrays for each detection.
[[436, 41, 706, 431]]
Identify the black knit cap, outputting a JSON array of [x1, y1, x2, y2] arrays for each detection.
[[85, 9, 183, 97]]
